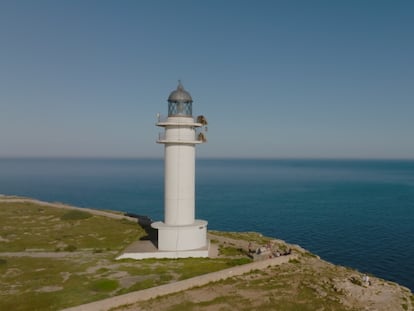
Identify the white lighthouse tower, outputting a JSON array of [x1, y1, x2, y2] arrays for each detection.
[[151, 81, 209, 257]]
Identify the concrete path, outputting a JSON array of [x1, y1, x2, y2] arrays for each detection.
[[62, 253, 298, 311]]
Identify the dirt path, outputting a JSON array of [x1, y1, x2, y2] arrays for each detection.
[[0, 251, 83, 258]]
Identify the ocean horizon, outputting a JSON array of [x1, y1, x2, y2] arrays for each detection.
[[0, 157, 413, 291]]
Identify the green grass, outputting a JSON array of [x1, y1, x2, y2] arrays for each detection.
[[61, 210, 92, 220], [4, 200, 409, 311], [119, 278, 157, 293], [227, 258, 252, 265], [180, 258, 242, 279], [219, 246, 246, 256], [63, 244, 77, 251], [0, 202, 144, 252], [0, 256, 110, 310], [132, 259, 354, 311], [90, 279, 119, 292], [117, 257, 252, 283], [0, 201, 262, 310]]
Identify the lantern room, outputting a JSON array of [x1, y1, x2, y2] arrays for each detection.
[[167, 81, 193, 117]]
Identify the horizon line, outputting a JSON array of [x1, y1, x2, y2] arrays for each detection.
[[1, 156, 414, 161]]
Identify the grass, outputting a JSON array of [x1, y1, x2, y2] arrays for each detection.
[[0, 202, 144, 252], [132, 258, 354, 311], [90, 279, 119, 292], [210, 230, 271, 244], [61, 210, 92, 220], [118, 278, 157, 293], [219, 246, 246, 256], [0, 256, 110, 310], [64, 244, 77, 251], [302, 251, 318, 258], [165, 294, 248, 311], [0, 201, 149, 310], [228, 258, 251, 265], [2, 199, 411, 311], [0, 200, 261, 310]]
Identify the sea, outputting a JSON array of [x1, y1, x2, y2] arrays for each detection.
[[0, 158, 413, 291]]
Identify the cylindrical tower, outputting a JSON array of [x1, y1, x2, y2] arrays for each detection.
[[152, 82, 208, 253]]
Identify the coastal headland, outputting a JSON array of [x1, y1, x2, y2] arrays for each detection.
[[0, 195, 412, 311]]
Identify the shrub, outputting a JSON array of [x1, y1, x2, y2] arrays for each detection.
[[349, 276, 362, 286], [64, 245, 77, 252], [61, 210, 92, 221]]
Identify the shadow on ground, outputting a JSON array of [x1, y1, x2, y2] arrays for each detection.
[[125, 213, 158, 248]]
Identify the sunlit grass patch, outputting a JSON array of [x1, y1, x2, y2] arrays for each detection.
[[61, 210, 92, 220], [0, 201, 265, 310], [90, 279, 119, 292], [219, 246, 246, 256], [0, 202, 145, 252]]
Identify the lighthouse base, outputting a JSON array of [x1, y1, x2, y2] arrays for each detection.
[[116, 220, 209, 260], [152, 219, 208, 252], [116, 240, 209, 260]]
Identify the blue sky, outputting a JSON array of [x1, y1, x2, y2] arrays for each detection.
[[0, 1, 413, 159]]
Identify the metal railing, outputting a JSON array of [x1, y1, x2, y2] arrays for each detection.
[[157, 132, 206, 142], [156, 114, 199, 124], [157, 114, 208, 125]]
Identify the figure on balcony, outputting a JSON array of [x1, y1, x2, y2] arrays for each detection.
[[198, 132, 207, 142], [197, 115, 208, 125]]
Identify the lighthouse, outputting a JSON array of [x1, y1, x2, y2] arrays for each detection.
[[151, 81, 209, 257]]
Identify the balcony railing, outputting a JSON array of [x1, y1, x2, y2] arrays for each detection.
[[157, 114, 196, 123], [156, 114, 208, 126], [157, 132, 207, 143]]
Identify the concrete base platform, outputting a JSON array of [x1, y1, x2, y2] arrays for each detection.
[[116, 240, 210, 260], [152, 220, 208, 251]]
